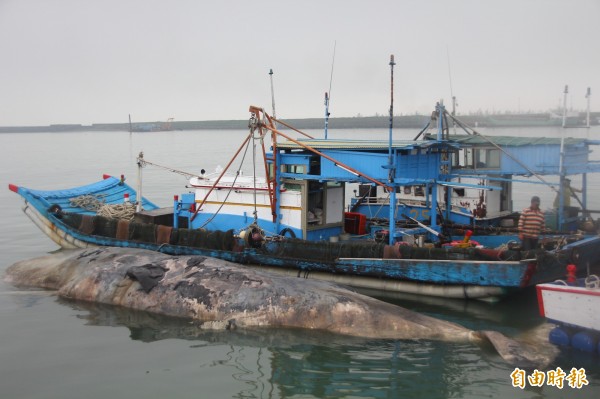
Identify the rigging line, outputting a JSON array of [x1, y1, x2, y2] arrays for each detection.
[[270, 117, 315, 139], [413, 120, 432, 141], [371, 192, 389, 219], [328, 40, 337, 102], [446, 46, 457, 134], [138, 159, 201, 178], [263, 123, 391, 190], [199, 135, 253, 229], [191, 132, 253, 221], [446, 111, 559, 193], [446, 46, 454, 102]]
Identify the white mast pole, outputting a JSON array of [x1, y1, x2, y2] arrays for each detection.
[[562, 85, 568, 128], [586, 87, 591, 129], [136, 152, 144, 212]]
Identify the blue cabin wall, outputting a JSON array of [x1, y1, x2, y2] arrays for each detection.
[[279, 153, 311, 170], [397, 150, 440, 182], [480, 144, 595, 176], [449, 144, 595, 177], [321, 150, 389, 180], [319, 149, 441, 182], [499, 145, 559, 174]]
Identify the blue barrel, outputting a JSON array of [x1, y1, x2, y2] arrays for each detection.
[[549, 327, 571, 347], [571, 331, 597, 353]]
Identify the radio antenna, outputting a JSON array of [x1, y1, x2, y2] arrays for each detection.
[[324, 40, 336, 139], [446, 47, 457, 134]]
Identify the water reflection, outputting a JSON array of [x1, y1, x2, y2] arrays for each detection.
[[63, 298, 519, 398], [358, 286, 545, 334]]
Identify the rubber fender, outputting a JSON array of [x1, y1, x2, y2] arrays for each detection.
[[549, 326, 571, 347], [571, 331, 598, 353], [278, 228, 296, 239]]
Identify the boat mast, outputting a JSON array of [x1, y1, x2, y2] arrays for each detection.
[[586, 87, 591, 129], [324, 92, 330, 139], [387, 54, 396, 245], [446, 47, 457, 135], [562, 85, 568, 128], [269, 69, 277, 128], [558, 137, 566, 230], [136, 152, 144, 212]]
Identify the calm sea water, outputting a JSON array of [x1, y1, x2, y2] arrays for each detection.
[[1, 126, 599, 399]]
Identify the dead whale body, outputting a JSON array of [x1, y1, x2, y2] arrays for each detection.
[[5, 247, 554, 367]]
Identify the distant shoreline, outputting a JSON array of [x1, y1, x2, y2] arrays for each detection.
[[1, 112, 598, 133]]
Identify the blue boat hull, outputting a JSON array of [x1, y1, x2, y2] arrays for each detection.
[[10, 177, 599, 301]]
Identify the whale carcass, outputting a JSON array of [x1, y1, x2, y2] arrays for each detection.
[[4, 247, 554, 367]]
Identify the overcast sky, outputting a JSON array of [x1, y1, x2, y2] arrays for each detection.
[[1, 0, 598, 126]]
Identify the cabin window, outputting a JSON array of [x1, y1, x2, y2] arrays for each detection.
[[284, 182, 302, 191], [465, 148, 474, 168], [285, 164, 306, 174], [414, 186, 425, 197], [451, 152, 460, 167], [309, 159, 321, 175], [458, 148, 500, 169], [358, 184, 376, 197], [453, 188, 465, 197], [403, 186, 412, 195], [475, 148, 500, 169], [306, 181, 324, 225]]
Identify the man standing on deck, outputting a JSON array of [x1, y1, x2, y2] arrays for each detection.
[[518, 196, 545, 251], [553, 177, 582, 212]]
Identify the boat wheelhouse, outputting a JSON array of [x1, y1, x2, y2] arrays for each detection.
[[173, 104, 600, 250]]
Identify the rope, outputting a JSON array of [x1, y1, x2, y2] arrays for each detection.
[[97, 203, 136, 221], [138, 158, 201, 178], [70, 194, 136, 220], [199, 136, 252, 229], [69, 194, 107, 212]]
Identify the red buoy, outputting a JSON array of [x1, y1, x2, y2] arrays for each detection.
[[566, 264, 577, 283]]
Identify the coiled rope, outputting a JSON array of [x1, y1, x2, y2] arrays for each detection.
[[70, 194, 136, 221], [97, 203, 136, 221], [69, 194, 106, 212]]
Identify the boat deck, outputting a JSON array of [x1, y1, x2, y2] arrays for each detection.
[[10, 176, 158, 215]]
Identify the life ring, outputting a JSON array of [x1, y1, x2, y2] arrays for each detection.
[[47, 204, 63, 219], [278, 228, 296, 239]]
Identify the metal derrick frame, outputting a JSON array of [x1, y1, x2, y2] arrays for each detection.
[[249, 106, 395, 222]]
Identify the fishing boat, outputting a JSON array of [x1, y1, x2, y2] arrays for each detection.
[[9, 103, 600, 302], [537, 273, 600, 353], [8, 59, 600, 301]]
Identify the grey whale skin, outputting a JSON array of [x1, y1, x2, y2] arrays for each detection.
[[5, 247, 553, 367]]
